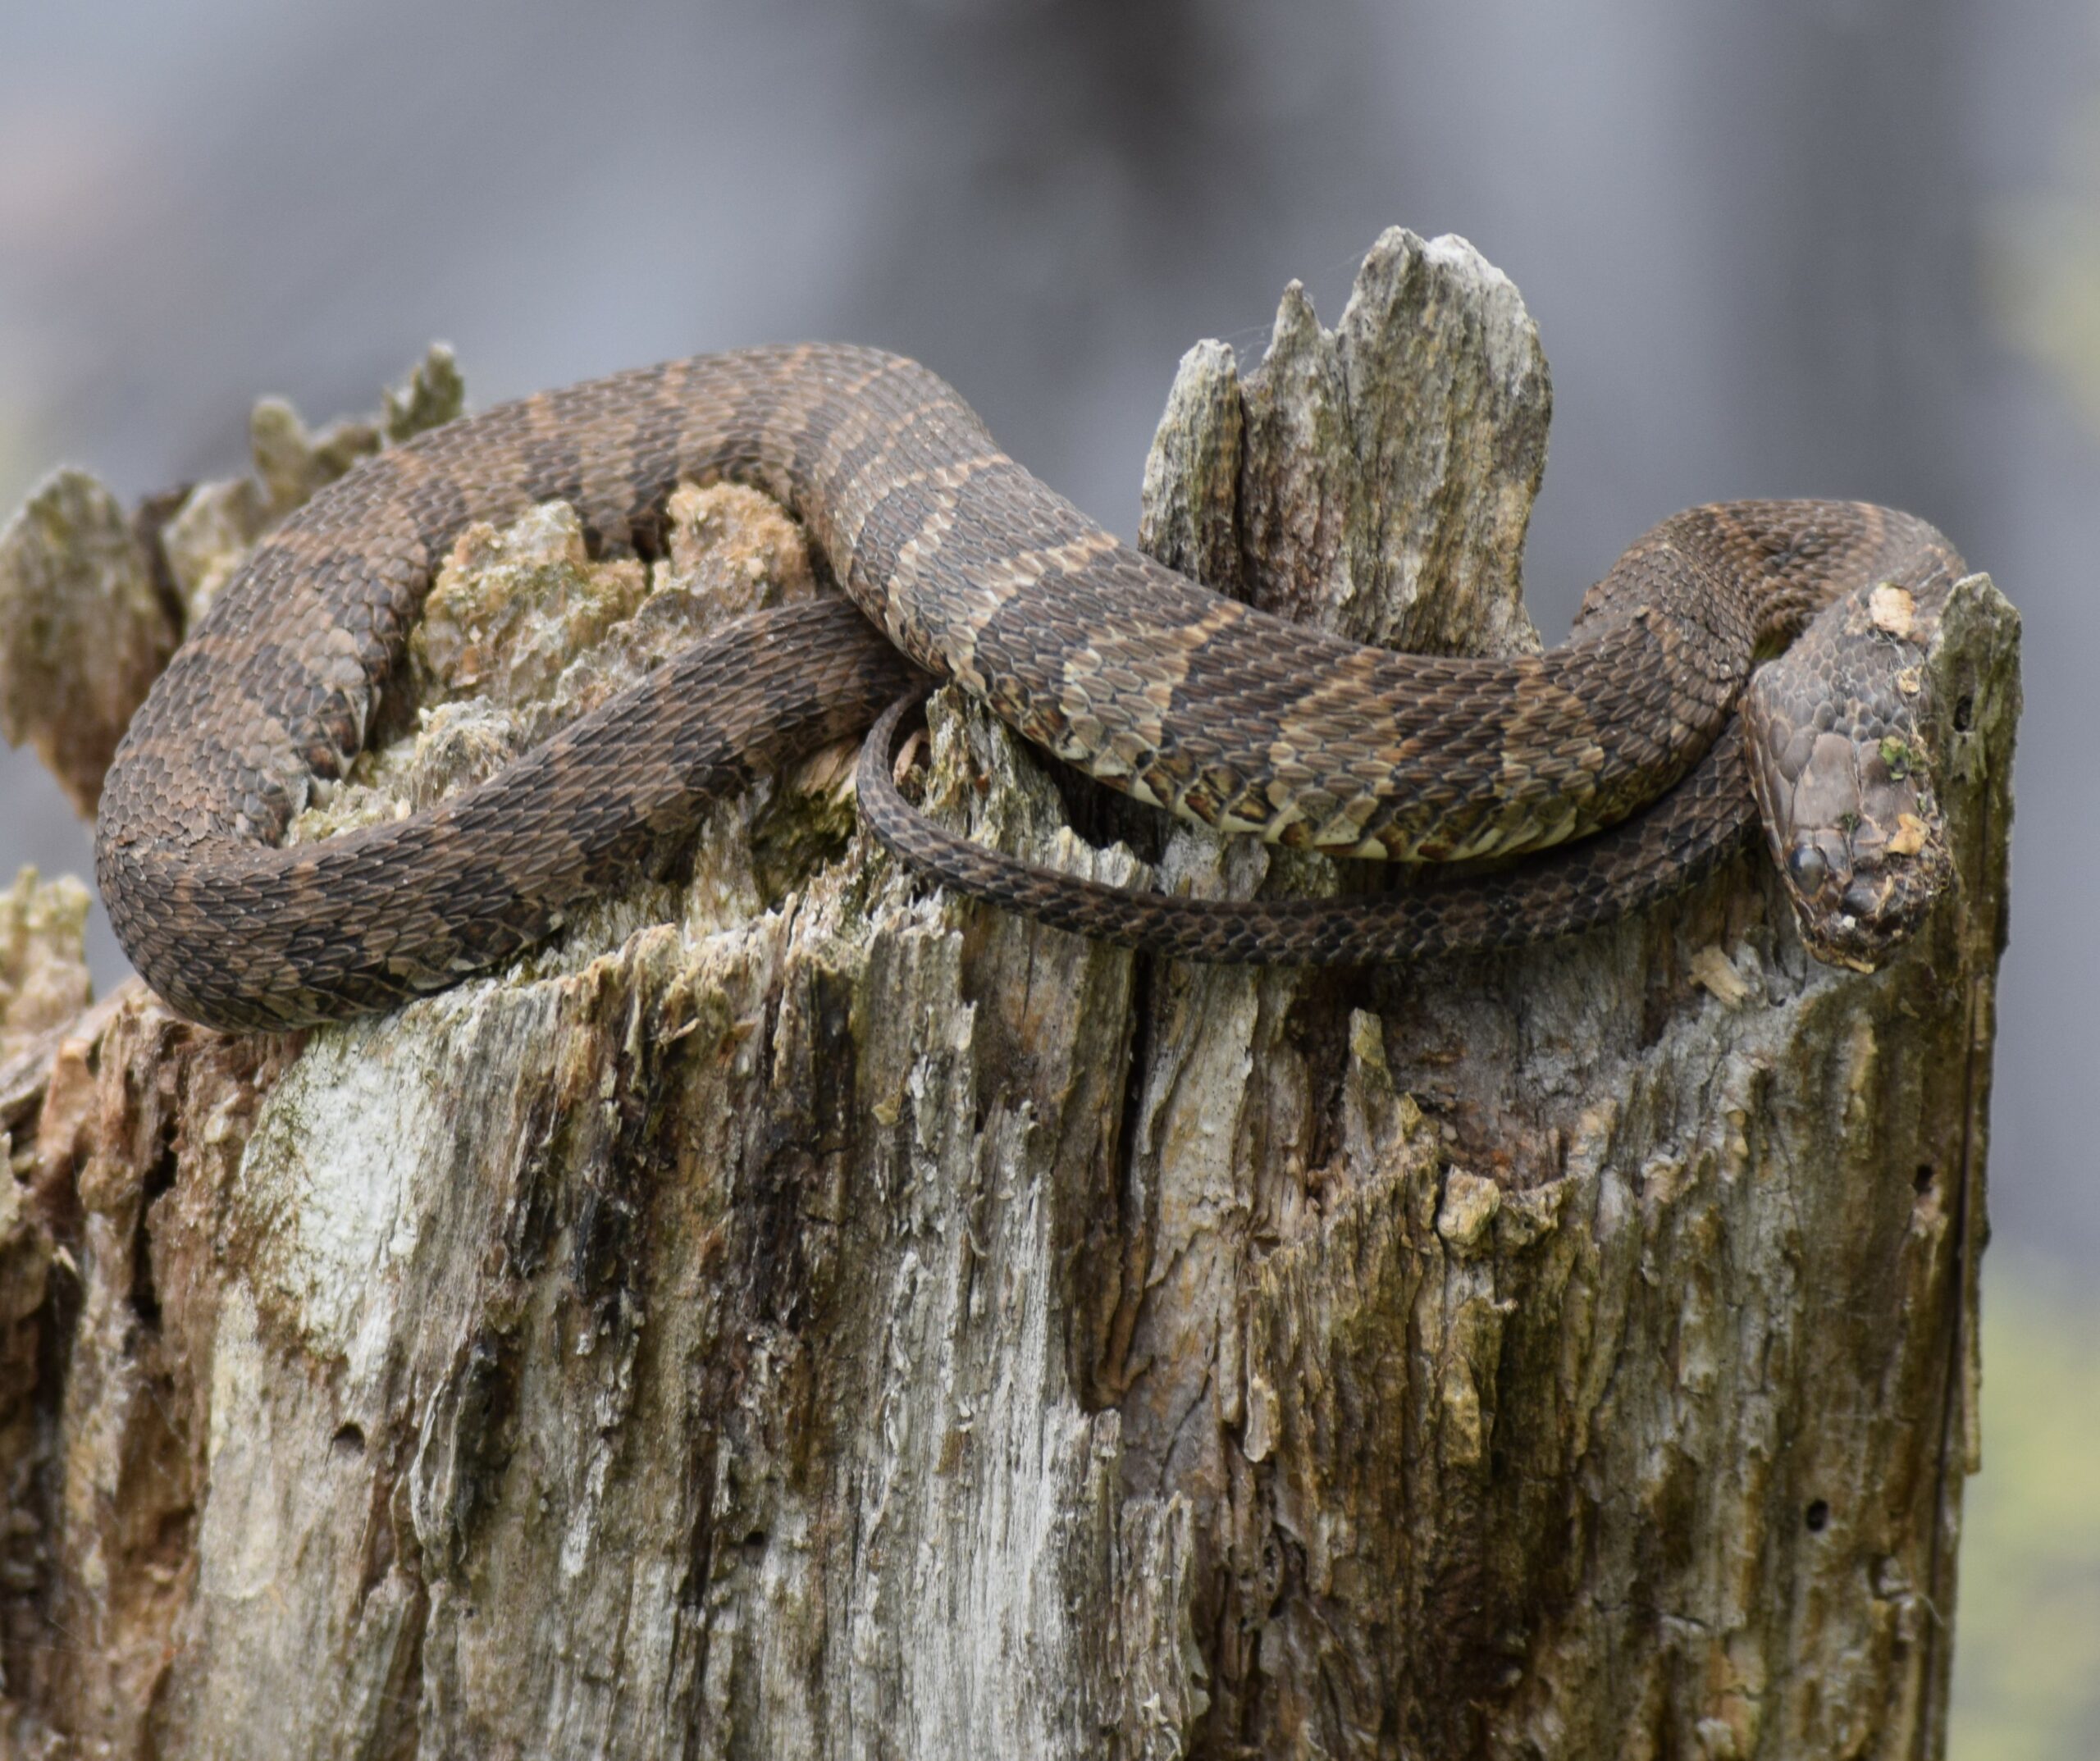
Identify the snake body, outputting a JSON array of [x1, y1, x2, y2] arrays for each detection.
[[94, 346, 1963, 1031]]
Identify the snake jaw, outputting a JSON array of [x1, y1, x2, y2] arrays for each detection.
[[1787, 846, 1952, 971], [1786, 833, 1950, 973]]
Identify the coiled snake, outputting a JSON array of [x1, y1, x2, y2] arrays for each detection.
[[94, 345, 1963, 1032]]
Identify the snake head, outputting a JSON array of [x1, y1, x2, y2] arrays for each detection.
[[1746, 677, 1953, 972]]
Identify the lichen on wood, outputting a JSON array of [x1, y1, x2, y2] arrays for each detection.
[[0, 228, 2014, 1759]]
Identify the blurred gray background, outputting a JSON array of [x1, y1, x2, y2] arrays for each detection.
[[2, 2, 2095, 1741]]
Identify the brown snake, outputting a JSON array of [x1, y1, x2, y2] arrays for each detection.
[[94, 345, 1964, 1032]]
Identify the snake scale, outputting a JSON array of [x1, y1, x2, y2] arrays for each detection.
[[94, 344, 1964, 1032]]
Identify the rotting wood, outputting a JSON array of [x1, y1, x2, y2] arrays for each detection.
[[0, 230, 2015, 1759]]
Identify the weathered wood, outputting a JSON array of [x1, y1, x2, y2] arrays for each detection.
[[0, 230, 2014, 1759]]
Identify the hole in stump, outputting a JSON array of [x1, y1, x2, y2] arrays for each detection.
[[1915, 1164, 1935, 1194], [1805, 1499, 1830, 1534], [1953, 694, 1974, 732], [331, 1423, 367, 1458]]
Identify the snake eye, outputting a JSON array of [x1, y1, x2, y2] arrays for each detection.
[[1787, 843, 1829, 893]]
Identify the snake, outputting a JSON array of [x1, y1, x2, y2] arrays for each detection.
[[92, 344, 1964, 1033]]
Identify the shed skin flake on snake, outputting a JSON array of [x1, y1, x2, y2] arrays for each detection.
[[92, 345, 1965, 1031]]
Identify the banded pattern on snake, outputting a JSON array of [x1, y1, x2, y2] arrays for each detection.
[[93, 345, 1963, 1031]]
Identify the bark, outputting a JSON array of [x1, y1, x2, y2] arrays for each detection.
[[0, 230, 2015, 1760]]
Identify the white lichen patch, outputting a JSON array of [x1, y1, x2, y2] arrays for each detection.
[[659, 480, 820, 608], [409, 503, 651, 717], [235, 1001, 463, 1368]]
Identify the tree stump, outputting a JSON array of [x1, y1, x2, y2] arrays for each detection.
[[0, 230, 2016, 1759]]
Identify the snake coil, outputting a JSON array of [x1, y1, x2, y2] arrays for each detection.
[[94, 346, 1961, 1030]]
